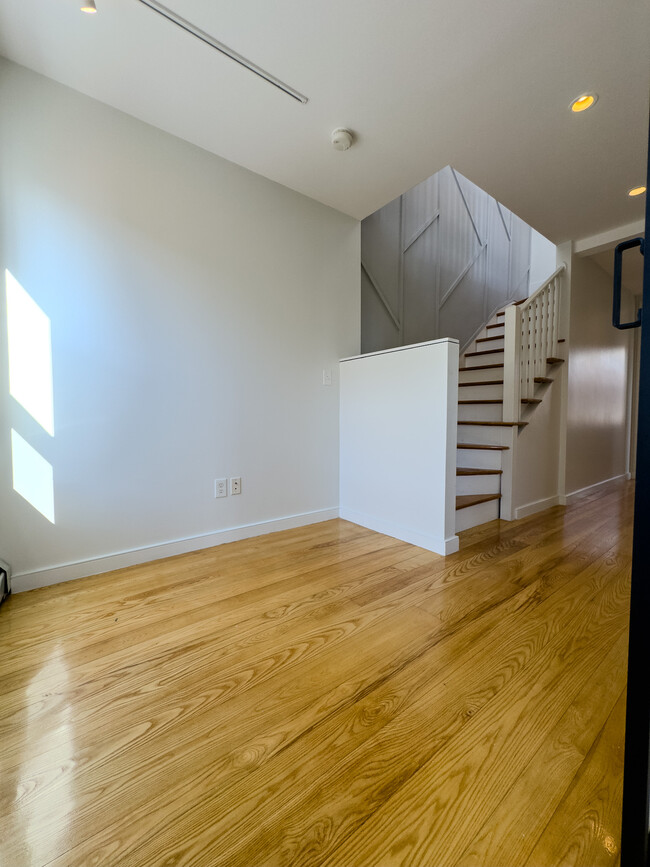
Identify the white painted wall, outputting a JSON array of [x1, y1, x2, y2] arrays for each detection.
[[0, 59, 360, 590], [339, 339, 459, 555], [510, 370, 565, 519], [528, 230, 557, 294], [565, 253, 632, 497]]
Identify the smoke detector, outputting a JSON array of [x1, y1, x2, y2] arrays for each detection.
[[331, 128, 354, 151]]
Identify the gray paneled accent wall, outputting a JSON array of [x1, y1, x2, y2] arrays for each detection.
[[361, 166, 541, 354]]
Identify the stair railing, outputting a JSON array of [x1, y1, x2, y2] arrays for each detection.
[[502, 264, 566, 422]]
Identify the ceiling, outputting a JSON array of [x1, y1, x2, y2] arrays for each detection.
[[0, 0, 648, 243]]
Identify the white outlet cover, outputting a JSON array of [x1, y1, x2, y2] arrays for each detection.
[[214, 478, 227, 498]]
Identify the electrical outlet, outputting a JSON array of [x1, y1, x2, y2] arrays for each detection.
[[322, 369, 332, 386], [214, 478, 227, 498], [230, 477, 241, 495]]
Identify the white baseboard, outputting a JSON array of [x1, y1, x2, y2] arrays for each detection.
[[564, 474, 629, 506], [11, 508, 339, 593], [512, 495, 562, 520], [339, 508, 459, 555]]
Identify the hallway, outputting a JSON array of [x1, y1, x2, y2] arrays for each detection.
[[0, 480, 632, 866]]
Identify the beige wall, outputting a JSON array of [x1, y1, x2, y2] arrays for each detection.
[[565, 254, 632, 496]]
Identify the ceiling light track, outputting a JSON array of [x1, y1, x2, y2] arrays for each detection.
[[134, 0, 308, 104]]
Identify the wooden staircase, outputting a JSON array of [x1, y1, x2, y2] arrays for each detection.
[[455, 301, 565, 532]]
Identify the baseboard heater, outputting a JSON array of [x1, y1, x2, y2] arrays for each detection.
[[0, 559, 11, 607]]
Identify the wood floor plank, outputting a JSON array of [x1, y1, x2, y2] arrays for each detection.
[[0, 539, 420, 723], [455, 630, 629, 866], [0, 525, 404, 664], [316, 566, 629, 867], [524, 690, 627, 867], [13, 499, 610, 747], [4, 607, 445, 867], [71, 541, 629, 866], [0, 481, 634, 867]]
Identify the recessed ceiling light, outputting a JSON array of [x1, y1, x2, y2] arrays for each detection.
[[570, 93, 597, 113], [628, 186, 647, 197], [80, 0, 97, 12]]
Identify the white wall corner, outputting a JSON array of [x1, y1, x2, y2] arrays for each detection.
[[444, 534, 460, 555], [340, 338, 458, 556], [339, 508, 455, 556], [446, 342, 460, 540]]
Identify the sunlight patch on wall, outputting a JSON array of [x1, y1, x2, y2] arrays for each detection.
[[6, 269, 54, 435], [11, 429, 55, 523]]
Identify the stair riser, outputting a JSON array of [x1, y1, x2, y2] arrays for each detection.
[[457, 403, 503, 423], [458, 384, 504, 401], [456, 449, 503, 470], [463, 350, 504, 368], [474, 337, 504, 352], [458, 366, 504, 382], [456, 475, 501, 496], [455, 498, 500, 532], [457, 425, 512, 446]]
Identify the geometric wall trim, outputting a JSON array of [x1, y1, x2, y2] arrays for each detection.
[[362, 165, 535, 354]]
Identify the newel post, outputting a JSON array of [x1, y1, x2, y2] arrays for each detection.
[[503, 305, 521, 422]]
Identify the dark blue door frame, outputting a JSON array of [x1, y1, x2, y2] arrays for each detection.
[[620, 115, 650, 867]]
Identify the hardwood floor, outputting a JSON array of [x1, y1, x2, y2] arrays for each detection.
[[0, 480, 633, 867]]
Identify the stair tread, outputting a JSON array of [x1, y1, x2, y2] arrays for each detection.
[[457, 443, 510, 450], [458, 379, 504, 387], [534, 376, 554, 383], [486, 324, 504, 330], [456, 493, 501, 510], [546, 357, 564, 364], [459, 399, 503, 405], [459, 363, 504, 371], [458, 420, 528, 427], [457, 467, 503, 475], [521, 398, 542, 404], [465, 348, 505, 357], [476, 336, 504, 343]]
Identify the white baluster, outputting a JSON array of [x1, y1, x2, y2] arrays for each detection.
[[542, 287, 551, 362], [540, 289, 546, 367], [540, 295, 545, 376], [552, 277, 560, 351], [511, 267, 564, 410], [525, 305, 533, 399], [534, 296, 541, 385]]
